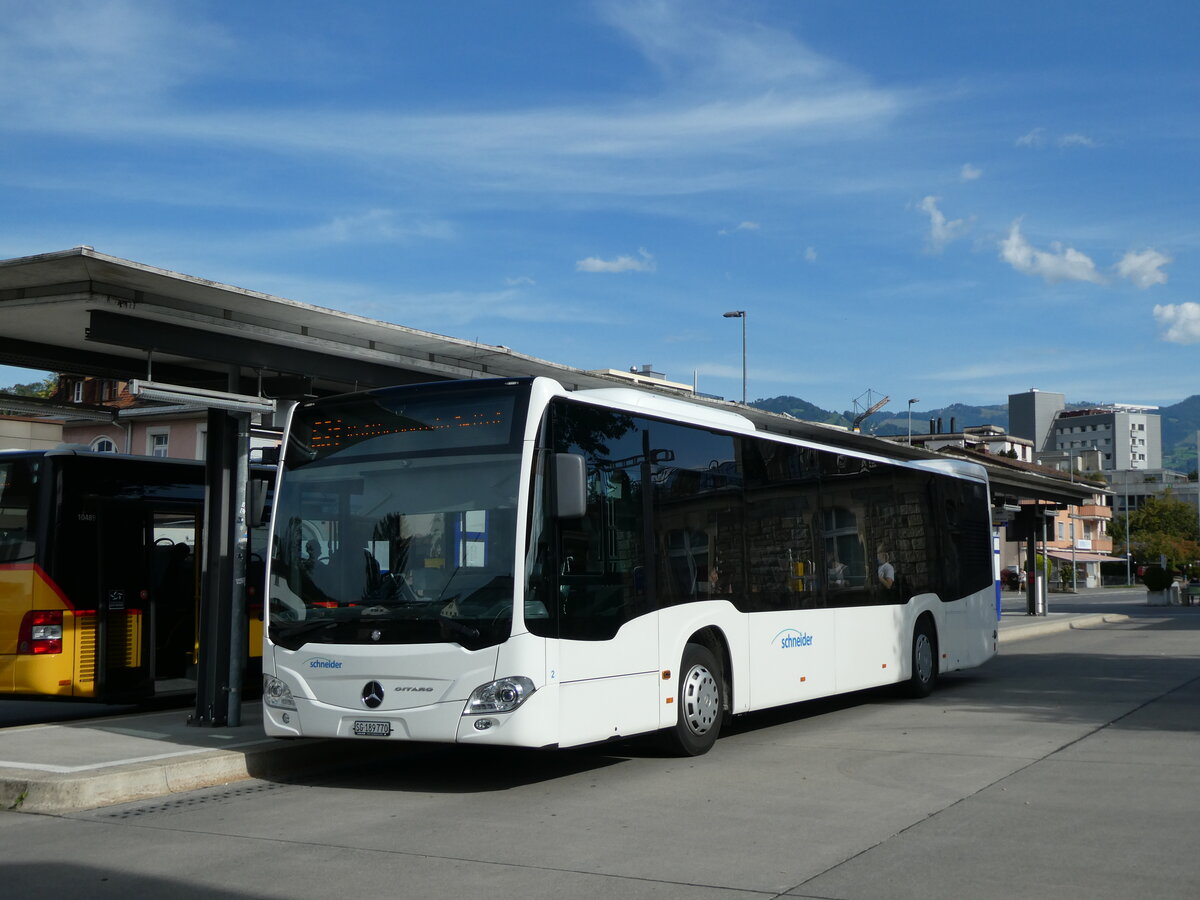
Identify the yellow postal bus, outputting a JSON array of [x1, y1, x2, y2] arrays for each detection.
[[0, 449, 264, 701]]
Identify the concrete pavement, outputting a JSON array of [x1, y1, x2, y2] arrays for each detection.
[[0, 600, 1142, 815]]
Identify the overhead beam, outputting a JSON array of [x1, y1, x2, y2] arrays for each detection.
[[0, 335, 209, 384], [86, 309, 425, 389]]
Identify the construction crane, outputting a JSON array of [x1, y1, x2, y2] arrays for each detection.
[[851, 390, 890, 433]]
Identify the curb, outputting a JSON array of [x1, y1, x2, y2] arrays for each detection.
[[998, 613, 1131, 644], [1, 736, 350, 815]]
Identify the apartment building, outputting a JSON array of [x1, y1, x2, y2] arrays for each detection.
[[1008, 389, 1161, 472]]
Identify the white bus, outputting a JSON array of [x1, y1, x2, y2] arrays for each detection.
[[263, 377, 997, 755]]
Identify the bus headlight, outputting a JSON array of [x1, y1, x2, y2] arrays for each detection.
[[263, 674, 297, 710], [464, 676, 535, 715]]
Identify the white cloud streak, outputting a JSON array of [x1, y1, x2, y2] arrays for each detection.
[[1015, 128, 1097, 150], [576, 248, 656, 273], [918, 196, 969, 253], [303, 210, 456, 245], [1015, 128, 1045, 148], [0, 2, 908, 199], [999, 220, 1104, 284], [0, 0, 231, 109], [718, 221, 760, 235], [1116, 248, 1171, 289], [1057, 133, 1097, 148], [1153, 303, 1200, 344]]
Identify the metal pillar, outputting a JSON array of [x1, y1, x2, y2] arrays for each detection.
[[190, 408, 250, 727], [1025, 530, 1038, 616]]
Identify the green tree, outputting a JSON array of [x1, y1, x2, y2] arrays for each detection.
[[1123, 491, 1200, 570], [1108, 514, 1127, 546], [2, 376, 56, 398], [0, 375, 58, 415], [1131, 492, 1198, 542]]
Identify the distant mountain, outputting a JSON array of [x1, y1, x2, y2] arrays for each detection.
[[750, 396, 852, 429], [750, 397, 1007, 437], [1161, 395, 1200, 472], [750, 394, 1200, 473]]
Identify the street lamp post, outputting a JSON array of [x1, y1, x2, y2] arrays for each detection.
[[1125, 481, 1132, 586], [907, 398, 919, 444], [1069, 513, 1082, 592], [723, 310, 746, 404]]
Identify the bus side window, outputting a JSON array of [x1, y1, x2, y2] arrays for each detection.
[[650, 424, 742, 607], [742, 441, 822, 611], [556, 464, 645, 640], [546, 402, 647, 641], [0, 460, 35, 563]]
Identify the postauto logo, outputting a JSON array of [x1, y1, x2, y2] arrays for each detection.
[[306, 657, 343, 670], [773, 629, 814, 650]]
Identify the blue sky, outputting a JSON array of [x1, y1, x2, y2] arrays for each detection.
[[2, 0, 1198, 412]]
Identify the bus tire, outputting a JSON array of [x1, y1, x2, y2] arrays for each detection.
[[905, 618, 938, 698], [666, 643, 724, 756]]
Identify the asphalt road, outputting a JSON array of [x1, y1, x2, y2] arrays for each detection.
[[2, 602, 1197, 899]]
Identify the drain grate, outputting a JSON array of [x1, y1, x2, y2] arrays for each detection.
[[101, 781, 291, 819]]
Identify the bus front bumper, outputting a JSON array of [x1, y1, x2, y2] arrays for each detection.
[[262, 679, 557, 748]]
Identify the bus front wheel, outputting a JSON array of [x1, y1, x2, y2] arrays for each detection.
[[666, 643, 724, 756], [905, 619, 938, 698]]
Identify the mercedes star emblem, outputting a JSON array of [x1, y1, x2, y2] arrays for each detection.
[[361, 681, 385, 709]]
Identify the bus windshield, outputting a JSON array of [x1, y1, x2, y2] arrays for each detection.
[[269, 383, 529, 652]]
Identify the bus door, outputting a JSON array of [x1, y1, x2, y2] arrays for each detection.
[[93, 501, 201, 697], [94, 499, 155, 699], [550, 437, 660, 744], [148, 508, 200, 688]]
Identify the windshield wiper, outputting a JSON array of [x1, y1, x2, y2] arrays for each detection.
[[438, 615, 480, 641], [268, 618, 339, 651]]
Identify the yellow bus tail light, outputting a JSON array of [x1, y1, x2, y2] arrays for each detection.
[[18, 610, 63, 655]]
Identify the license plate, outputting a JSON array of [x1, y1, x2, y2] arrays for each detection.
[[352, 720, 392, 737]]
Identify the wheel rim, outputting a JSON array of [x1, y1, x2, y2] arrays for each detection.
[[914, 632, 934, 684], [682, 663, 720, 735]]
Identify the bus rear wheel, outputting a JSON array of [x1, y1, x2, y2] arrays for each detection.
[[666, 643, 724, 756], [905, 619, 938, 698]]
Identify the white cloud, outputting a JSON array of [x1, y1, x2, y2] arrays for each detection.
[[0, 2, 908, 201], [1016, 128, 1045, 148], [918, 196, 969, 253], [718, 221, 760, 235], [804, 246, 818, 263], [960, 163, 982, 181], [576, 248, 656, 273], [1116, 248, 1171, 289], [505, 275, 536, 287], [1015, 128, 1097, 150], [0, 1, 231, 112], [598, 0, 841, 91], [999, 220, 1105, 284], [1057, 133, 1097, 148], [306, 210, 455, 244], [1153, 303, 1200, 343]]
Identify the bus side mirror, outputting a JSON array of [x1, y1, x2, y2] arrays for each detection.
[[555, 453, 587, 519]]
